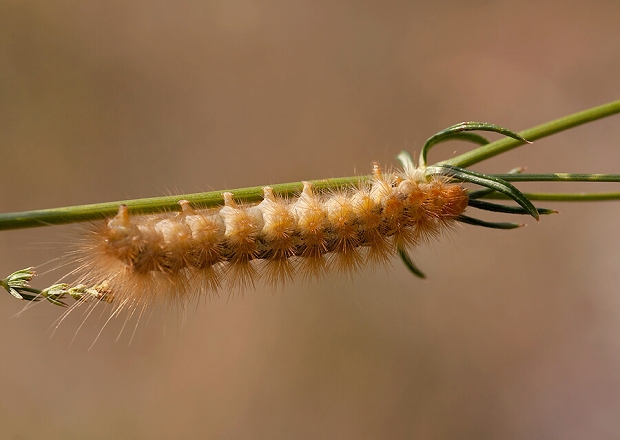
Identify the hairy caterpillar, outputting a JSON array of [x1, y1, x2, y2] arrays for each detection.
[[70, 163, 469, 312]]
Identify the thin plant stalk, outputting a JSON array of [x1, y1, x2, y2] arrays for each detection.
[[0, 100, 619, 232]]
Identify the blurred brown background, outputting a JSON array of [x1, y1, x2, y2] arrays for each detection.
[[1, 1, 620, 439]]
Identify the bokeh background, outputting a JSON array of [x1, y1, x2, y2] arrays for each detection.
[[1, 1, 620, 438]]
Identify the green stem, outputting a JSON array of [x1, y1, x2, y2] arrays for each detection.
[[0, 176, 365, 231], [490, 173, 620, 182], [442, 99, 620, 168], [1, 100, 619, 231], [482, 192, 620, 202], [5, 172, 618, 231]]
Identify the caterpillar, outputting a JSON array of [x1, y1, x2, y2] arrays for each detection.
[[72, 163, 469, 312]]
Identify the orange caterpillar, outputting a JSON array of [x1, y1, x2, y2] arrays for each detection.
[[75, 164, 468, 309]]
